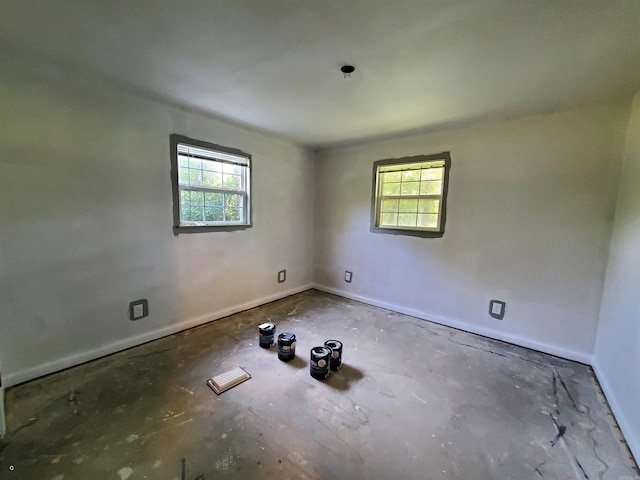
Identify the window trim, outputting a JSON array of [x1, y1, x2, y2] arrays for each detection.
[[370, 152, 451, 238], [170, 134, 252, 235]]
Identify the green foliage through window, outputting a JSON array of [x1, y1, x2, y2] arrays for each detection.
[[172, 136, 251, 230], [373, 153, 450, 235]]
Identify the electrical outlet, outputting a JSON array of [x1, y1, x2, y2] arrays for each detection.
[[489, 300, 506, 320], [345, 271, 353, 283], [278, 269, 286, 283], [129, 299, 149, 321]]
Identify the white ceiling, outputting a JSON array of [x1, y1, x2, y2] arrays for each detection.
[[2, 0, 640, 148]]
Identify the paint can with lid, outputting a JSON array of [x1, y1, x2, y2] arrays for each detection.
[[277, 332, 296, 361], [258, 321, 276, 348], [310, 346, 332, 380], [324, 340, 343, 371]]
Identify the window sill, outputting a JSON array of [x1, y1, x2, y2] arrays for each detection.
[[173, 224, 252, 235], [370, 226, 444, 238]]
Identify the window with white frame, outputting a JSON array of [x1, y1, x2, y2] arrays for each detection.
[[371, 152, 451, 237], [170, 134, 251, 233]]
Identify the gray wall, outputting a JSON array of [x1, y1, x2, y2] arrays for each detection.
[[0, 56, 315, 385], [595, 91, 640, 462], [313, 100, 630, 363]]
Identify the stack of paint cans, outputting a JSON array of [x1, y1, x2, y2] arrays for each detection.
[[277, 332, 296, 362], [258, 321, 276, 348], [309, 346, 332, 379], [310, 339, 343, 380], [324, 340, 343, 372]]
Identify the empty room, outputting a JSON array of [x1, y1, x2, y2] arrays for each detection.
[[1, 1, 640, 478]]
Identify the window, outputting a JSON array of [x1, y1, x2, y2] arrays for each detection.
[[170, 134, 251, 234], [371, 152, 451, 237]]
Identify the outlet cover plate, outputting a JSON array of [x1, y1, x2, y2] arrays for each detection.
[[489, 300, 506, 320], [129, 299, 149, 321], [345, 271, 353, 283], [278, 270, 286, 283]]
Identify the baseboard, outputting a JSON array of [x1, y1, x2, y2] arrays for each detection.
[[312, 284, 593, 365], [592, 360, 640, 465], [4, 284, 313, 388]]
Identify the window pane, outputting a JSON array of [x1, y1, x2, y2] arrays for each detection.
[[400, 182, 420, 195], [214, 192, 225, 205], [203, 205, 226, 222], [382, 182, 400, 195], [189, 169, 202, 186], [225, 193, 242, 208], [418, 214, 439, 229], [202, 160, 221, 172], [421, 167, 443, 181], [399, 199, 418, 212], [401, 170, 421, 182], [420, 180, 442, 195], [178, 167, 189, 185], [225, 207, 241, 222], [210, 207, 224, 221], [204, 192, 224, 206], [223, 164, 241, 175], [188, 158, 202, 170], [189, 205, 204, 221], [398, 213, 417, 227], [178, 155, 189, 167], [202, 171, 222, 187], [384, 171, 401, 183], [180, 190, 190, 203], [381, 212, 398, 226], [381, 199, 399, 212], [181, 205, 190, 221], [190, 191, 203, 204], [223, 174, 240, 190], [418, 199, 439, 214]]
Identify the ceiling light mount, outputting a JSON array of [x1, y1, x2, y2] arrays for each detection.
[[340, 65, 355, 78]]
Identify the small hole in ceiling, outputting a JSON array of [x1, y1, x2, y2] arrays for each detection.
[[340, 65, 355, 78]]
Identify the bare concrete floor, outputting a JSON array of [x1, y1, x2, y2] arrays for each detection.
[[1, 290, 638, 479]]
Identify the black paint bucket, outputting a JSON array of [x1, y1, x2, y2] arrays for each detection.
[[324, 340, 343, 371], [310, 346, 332, 380], [277, 332, 296, 362], [258, 322, 276, 348]]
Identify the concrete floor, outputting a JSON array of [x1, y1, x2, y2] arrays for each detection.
[[1, 290, 638, 479]]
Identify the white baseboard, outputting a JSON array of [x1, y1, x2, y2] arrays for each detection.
[[4, 284, 313, 388], [592, 360, 640, 466], [312, 284, 593, 365]]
